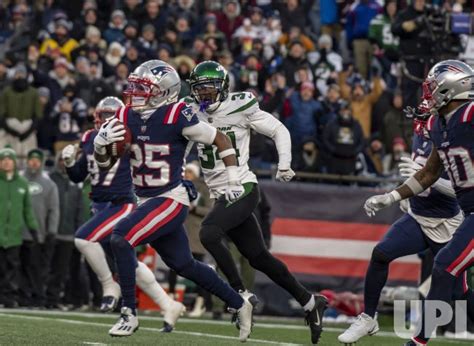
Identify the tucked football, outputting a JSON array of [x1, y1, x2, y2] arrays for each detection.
[[107, 121, 132, 158]]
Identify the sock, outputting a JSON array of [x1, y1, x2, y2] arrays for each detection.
[[136, 261, 172, 311], [75, 238, 119, 296], [178, 258, 243, 310], [303, 295, 315, 312], [363, 256, 390, 318], [110, 234, 137, 311]]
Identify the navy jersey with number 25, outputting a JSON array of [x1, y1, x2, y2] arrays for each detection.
[[116, 102, 199, 198], [427, 102, 474, 214]]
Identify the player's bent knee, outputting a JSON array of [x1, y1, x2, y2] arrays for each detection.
[[75, 238, 92, 251], [371, 246, 392, 264], [110, 233, 130, 251], [199, 224, 223, 246]]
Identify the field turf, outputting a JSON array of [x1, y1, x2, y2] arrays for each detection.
[[0, 308, 471, 345]]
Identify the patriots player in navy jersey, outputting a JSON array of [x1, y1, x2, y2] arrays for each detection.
[[62, 97, 185, 331], [93, 61, 254, 340], [364, 60, 474, 345], [338, 102, 466, 344]]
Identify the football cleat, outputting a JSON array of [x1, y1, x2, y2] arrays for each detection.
[[160, 300, 186, 332], [109, 307, 139, 337], [229, 291, 255, 342], [100, 295, 119, 313], [338, 313, 379, 344], [305, 294, 329, 345], [232, 290, 259, 331]]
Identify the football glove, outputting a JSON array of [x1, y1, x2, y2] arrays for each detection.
[[276, 168, 295, 182], [94, 118, 125, 148], [62, 144, 77, 168], [398, 156, 423, 178], [364, 192, 399, 217], [225, 182, 245, 203]]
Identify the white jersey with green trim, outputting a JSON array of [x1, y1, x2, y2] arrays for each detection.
[[183, 92, 283, 198]]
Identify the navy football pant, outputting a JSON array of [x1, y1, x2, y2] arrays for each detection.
[[364, 214, 467, 318], [416, 214, 474, 343], [111, 197, 244, 311]]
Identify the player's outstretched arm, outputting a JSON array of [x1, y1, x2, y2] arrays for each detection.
[[365, 149, 443, 217], [62, 144, 89, 183]]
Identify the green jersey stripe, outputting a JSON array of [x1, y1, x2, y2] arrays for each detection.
[[227, 98, 257, 115]]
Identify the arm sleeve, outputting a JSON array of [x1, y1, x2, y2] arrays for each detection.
[[24, 184, 39, 231], [432, 177, 456, 198], [182, 121, 217, 146], [47, 183, 60, 235], [249, 108, 292, 170]]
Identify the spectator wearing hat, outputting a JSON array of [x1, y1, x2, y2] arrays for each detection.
[[0, 147, 39, 308], [381, 91, 413, 155], [232, 18, 258, 55], [174, 16, 196, 54], [51, 84, 87, 154], [103, 42, 126, 77], [322, 101, 365, 175], [18, 149, 59, 307], [216, 0, 243, 45], [139, 24, 159, 57], [42, 57, 76, 105], [46, 152, 83, 309], [283, 81, 323, 150], [40, 19, 78, 62], [0, 65, 43, 163], [71, 25, 107, 63], [36, 86, 55, 152], [280, 40, 310, 88], [382, 136, 410, 176], [72, 7, 104, 41], [174, 55, 196, 98], [308, 34, 342, 95], [104, 10, 127, 44], [340, 72, 383, 138], [123, 20, 141, 49], [263, 14, 282, 47], [142, 0, 168, 37]]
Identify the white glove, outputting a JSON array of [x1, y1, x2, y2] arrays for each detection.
[[276, 168, 295, 182], [364, 191, 400, 217], [62, 144, 77, 167], [398, 156, 423, 178], [225, 181, 246, 203], [93, 118, 125, 149]]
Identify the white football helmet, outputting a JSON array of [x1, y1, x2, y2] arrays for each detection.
[[94, 96, 124, 129], [123, 60, 181, 112], [422, 60, 474, 113]]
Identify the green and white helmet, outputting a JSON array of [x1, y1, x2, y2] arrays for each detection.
[[189, 60, 230, 112]]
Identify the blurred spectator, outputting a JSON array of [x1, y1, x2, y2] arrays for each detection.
[[0, 65, 43, 161], [284, 82, 322, 149], [341, 73, 383, 138], [382, 136, 410, 176], [216, 0, 243, 45], [103, 10, 126, 44], [273, 0, 315, 32], [45, 57, 75, 104], [52, 84, 87, 153], [0, 148, 38, 308], [142, 0, 168, 37], [0, 60, 8, 92], [122, 0, 146, 22], [366, 136, 385, 175], [217, 50, 239, 91], [19, 149, 59, 307], [320, 0, 340, 37], [381, 91, 413, 154], [238, 53, 266, 90], [174, 55, 196, 97], [280, 40, 309, 87], [316, 83, 340, 138], [36, 87, 55, 152], [345, 0, 381, 79], [278, 26, 315, 52], [123, 20, 140, 49], [203, 15, 227, 52], [71, 25, 107, 62], [122, 44, 142, 70], [104, 42, 126, 77], [294, 139, 319, 172], [46, 153, 83, 309], [232, 18, 258, 55], [139, 24, 159, 58], [263, 14, 282, 47], [40, 19, 78, 62], [76, 62, 113, 110], [322, 101, 365, 175], [309, 34, 342, 95], [174, 16, 196, 54], [261, 72, 287, 118], [0, 4, 32, 63], [107, 61, 130, 97], [169, 0, 199, 32], [369, 0, 399, 89], [72, 8, 103, 41], [391, 0, 430, 108]]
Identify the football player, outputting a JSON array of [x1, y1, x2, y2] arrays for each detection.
[[62, 97, 185, 331], [185, 61, 328, 345], [338, 101, 466, 344], [363, 60, 474, 345], [93, 60, 254, 340]]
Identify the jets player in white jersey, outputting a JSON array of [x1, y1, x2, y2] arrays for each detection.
[[185, 61, 328, 345]]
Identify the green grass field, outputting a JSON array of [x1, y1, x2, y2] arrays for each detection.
[[0, 309, 472, 345]]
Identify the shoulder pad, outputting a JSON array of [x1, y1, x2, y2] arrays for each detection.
[[163, 102, 186, 125], [81, 129, 95, 144], [426, 115, 436, 132], [116, 106, 130, 124], [226, 92, 258, 116], [459, 102, 474, 123]]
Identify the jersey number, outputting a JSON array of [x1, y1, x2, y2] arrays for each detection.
[[438, 148, 474, 188], [199, 131, 240, 169], [130, 144, 170, 187], [87, 155, 119, 186]]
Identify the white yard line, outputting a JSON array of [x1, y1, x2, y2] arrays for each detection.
[[0, 313, 301, 346]]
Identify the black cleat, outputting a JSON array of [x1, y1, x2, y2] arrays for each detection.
[[160, 322, 173, 333], [305, 294, 328, 345]]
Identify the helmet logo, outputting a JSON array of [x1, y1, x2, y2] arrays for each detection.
[[434, 64, 463, 77], [150, 65, 175, 78]]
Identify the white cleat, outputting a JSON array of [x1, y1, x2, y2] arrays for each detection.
[[161, 300, 186, 332], [338, 313, 379, 344], [109, 307, 139, 337], [234, 291, 255, 342], [100, 281, 121, 312]]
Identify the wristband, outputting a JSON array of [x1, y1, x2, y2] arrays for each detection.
[[219, 148, 236, 159], [95, 146, 107, 155], [389, 190, 402, 202], [404, 176, 425, 195]]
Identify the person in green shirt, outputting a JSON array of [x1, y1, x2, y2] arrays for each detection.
[[0, 147, 39, 308]]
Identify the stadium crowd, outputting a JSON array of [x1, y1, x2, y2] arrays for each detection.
[[0, 0, 472, 311]]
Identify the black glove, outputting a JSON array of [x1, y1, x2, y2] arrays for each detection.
[[29, 229, 39, 243]]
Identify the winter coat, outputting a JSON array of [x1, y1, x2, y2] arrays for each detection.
[[0, 85, 43, 122], [49, 169, 84, 242], [21, 169, 59, 243], [345, 0, 381, 42], [285, 92, 322, 146], [0, 169, 38, 248]]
